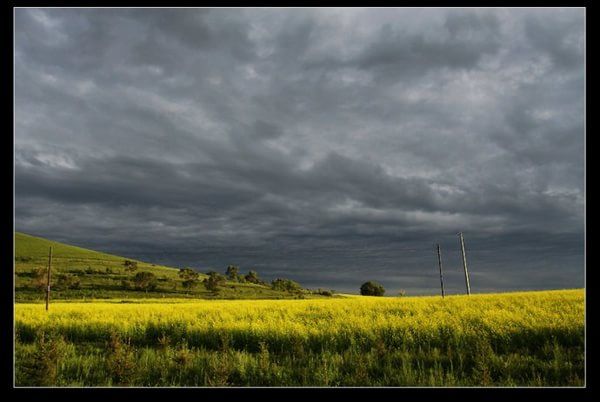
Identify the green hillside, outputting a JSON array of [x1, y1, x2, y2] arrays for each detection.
[[14, 232, 329, 301], [16, 232, 131, 261]]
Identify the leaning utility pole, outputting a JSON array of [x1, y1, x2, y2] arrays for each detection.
[[458, 232, 471, 295], [436, 244, 445, 298], [46, 246, 52, 311]]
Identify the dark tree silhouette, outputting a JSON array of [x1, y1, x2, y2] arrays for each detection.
[[203, 272, 226, 292], [226, 265, 240, 281], [360, 281, 385, 296]]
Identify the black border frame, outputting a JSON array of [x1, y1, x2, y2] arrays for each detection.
[[4, 1, 592, 399]]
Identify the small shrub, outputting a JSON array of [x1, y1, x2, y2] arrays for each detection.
[[271, 278, 302, 292], [18, 331, 67, 386], [203, 271, 226, 292], [55, 273, 81, 290], [182, 279, 199, 290], [178, 268, 199, 281], [179, 268, 200, 290], [173, 346, 193, 367], [158, 333, 170, 349], [30, 267, 47, 291], [123, 260, 138, 272], [314, 288, 333, 297], [244, 270, 262, 284], [106, 333, 136, 385], [132, 272, 158, 292], [225, 265, 240, 281]]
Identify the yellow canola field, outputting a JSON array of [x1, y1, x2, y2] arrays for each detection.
[[15, 289, 584, 352]]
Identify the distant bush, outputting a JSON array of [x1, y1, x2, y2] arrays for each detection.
[[271, 278, 302, 292], [244, 270, 264, 285], [15, 256, 33, 263], [30, 267, 47, 291], [179, 268, 199, 280], [179, 268, 200, 290], [132, 272, 157, 292], [225, 265, 240, 281], [203, 272, 227, 292], [360, 281, 385, 296], [55, 273, 81, 290], [123, 260, 138, 272], [17, 268, 40, 278], [313, 288, 333, 297], [182, 279, 199, 290]]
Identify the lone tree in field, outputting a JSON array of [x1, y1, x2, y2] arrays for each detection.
[[203, 271, 227, 293], [178, 268, 200, 290], [360, 281, 385, 296], [132, 271, 157, 292], [225, 265, 240, 281]]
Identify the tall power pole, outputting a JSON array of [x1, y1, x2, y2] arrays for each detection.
[[458, 232, 471, 295], [46, 246, 52, 311], [436, 244, 445, 298]]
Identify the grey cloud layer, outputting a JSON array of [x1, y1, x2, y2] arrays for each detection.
[[15, 8, 584, 293]]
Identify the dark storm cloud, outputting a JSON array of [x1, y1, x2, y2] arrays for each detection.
[[15, 8, 584, 293], [352, 12, 501, 79], [523, 12, 584, 69]]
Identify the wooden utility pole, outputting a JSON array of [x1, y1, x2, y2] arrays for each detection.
[[45, 246, 52, 311], [458, 232, 471, 295], [436, 244, 445, 298]]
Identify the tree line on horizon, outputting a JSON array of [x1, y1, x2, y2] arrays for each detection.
[[28, 258, 391, 297]]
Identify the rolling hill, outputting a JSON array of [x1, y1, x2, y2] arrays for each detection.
[[14, 232, 328, 301]]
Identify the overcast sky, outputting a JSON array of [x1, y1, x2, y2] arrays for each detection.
[[14, 8, 585, 294]]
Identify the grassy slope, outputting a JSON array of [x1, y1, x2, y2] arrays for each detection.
[[14, 232, 327, 301]]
